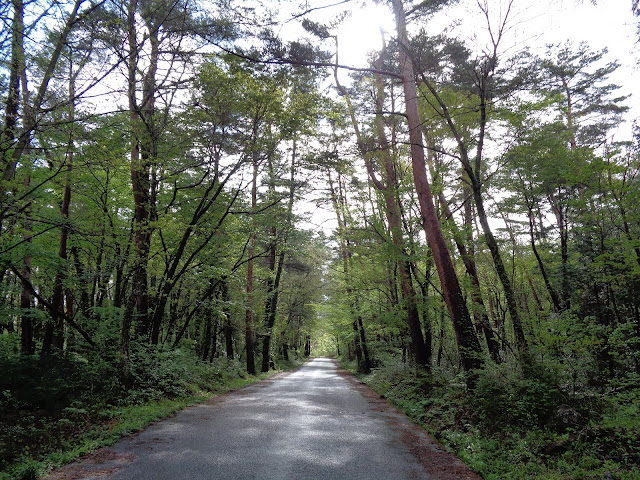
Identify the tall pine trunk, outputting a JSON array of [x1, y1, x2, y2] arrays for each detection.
[[392, 0, 482, 386], [336, 58, 430, 367], [261, 145, 297, 372], [419, 37, 531, 369], [327, 169, 368, 371], [245, 158, 257, 374]]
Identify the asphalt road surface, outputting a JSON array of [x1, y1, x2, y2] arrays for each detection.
[[46, 358, 480, 480]]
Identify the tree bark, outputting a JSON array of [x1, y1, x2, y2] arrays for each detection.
[[523, 188, 562, 312], [222, 278, 234, 358], [418, 46, 531, 368], [392, 0, 482, 385], [261, 247, 285, 372], [245, 159, 257, 375], [120, 0, 141, 385], [43, 65, 77, 353], [201, 300, 213, 362], [548, 191, 570, 309], [304, 335, 311, 357], [335, 55, 430, 367], [0, 0, 87, 213], [19, 178, 34, 355], [261, 142, 298, 371], [208, 318, 218, 362], [0, 0, 22, 179], [327, 169, 366, 371], [424, 139, 500, 363]]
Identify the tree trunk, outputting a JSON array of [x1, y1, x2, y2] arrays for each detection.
[[43, 67, 77, 354], [0, 0, 22, 180], [357, 315, 371, 372], [337, 57, 430, 367], [304, 335, 311, 357], [208, 318, 218, 362], [472, 184, 529, 364], [19, 176, 34, 355], [261, 248, 285, 372], [392, 0, 482, 385], [201, 304, 213, 361], [120, 0, 141, 385], [245, 159, 257, 375], [525, 196, 562, 311], [427, 148, 500, 363], [0, 0, 85, 211], [417, 27, 531, 368], [327, 169, 366, 371], [221, 278, 233, 358], [261, 144, 297, 371]]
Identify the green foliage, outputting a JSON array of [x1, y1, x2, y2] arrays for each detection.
[[1, 2, 638, 479], [0, 346, 291, 478], [472, 363, 568, 431], [354, 360, 640, 480]]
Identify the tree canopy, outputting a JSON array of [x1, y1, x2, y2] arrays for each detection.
[[1, 0, 639, 478]]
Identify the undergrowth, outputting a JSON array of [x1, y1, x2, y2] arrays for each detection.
[[343, 359, 640, 480], [1, 344, 300, 480]]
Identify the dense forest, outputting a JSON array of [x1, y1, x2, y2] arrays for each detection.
[[1, 0, 639, 478]]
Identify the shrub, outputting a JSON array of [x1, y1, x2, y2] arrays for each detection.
[[471, 363, 567, 432]]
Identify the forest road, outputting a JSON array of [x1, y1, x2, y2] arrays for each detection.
[[44, 358, 481, 480]]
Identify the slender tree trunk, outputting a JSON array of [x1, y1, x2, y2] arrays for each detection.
[[201, 302, 213, 362], [245, 159, 257, 375], [260, 227, 277, 371], [222, 278, 233, 358], [129, 22, 156, 341], [208, 319, 218, 362], [261, 247, 285, 372], [357, 315, 371, 370], [327, 169, 364, 371], [19, 196, 34, 357], [392, 0, 482, 385], [472, 184, 530, 362], [125, 2, 161, 345], [4, 0, 32, 356], [120, 0, 140, 384], [260, 156, 280, 373], [426, 133, 498, 363], [261, 143, 298, 372], [337, 57, 430, 367], [142, 19, 161, 343], [43, 67, 77, 353], [304, 335, 311, 357], [461, 183, 501, 362], [409, 261, 433, 363], [524, 194, 562, 312], [436, 306, 445, 367], [19, 162, 35, 354], [418, 30, 531, 367], [0, 0, 22, 175], [261, 248, 286, 371], [113, 241, 126, 308], [0, 0, 85, 211]]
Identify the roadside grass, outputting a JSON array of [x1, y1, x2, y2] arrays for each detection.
[[1, 346, 301, 480], [341, 359, 640, 480]]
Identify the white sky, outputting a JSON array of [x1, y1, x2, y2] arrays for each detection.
[[287, 0, 639, 235], [333, 1, 638, 64], [329, 0, 638, 119]]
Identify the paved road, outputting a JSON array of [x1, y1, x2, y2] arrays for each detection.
[[46, 358, 479, 480]]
